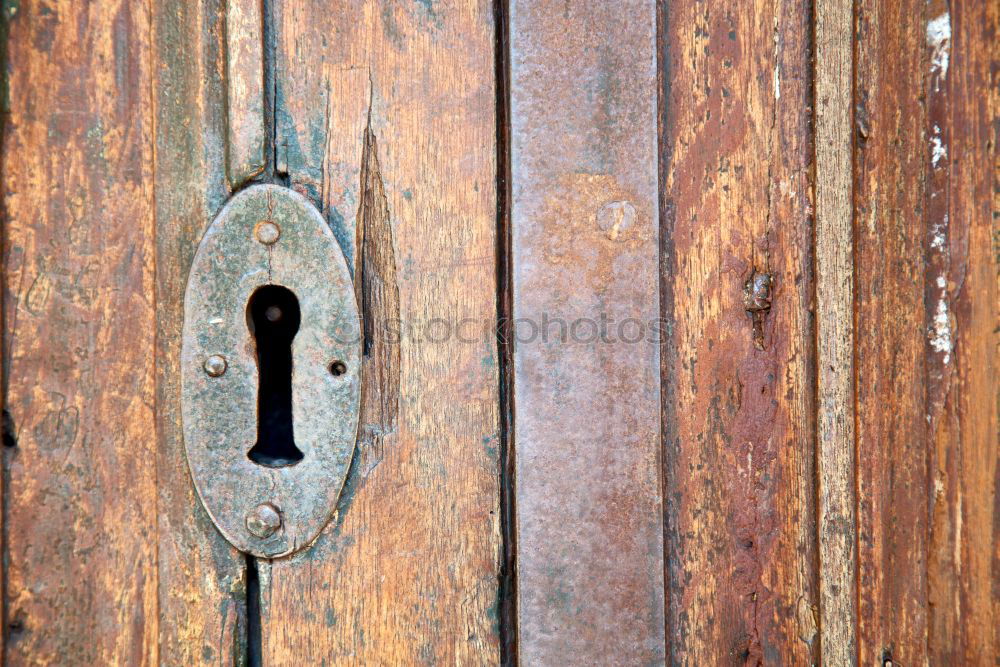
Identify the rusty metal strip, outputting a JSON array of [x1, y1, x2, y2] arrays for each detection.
[[509, 2, 665, 662], [225, 0, 266, 189]]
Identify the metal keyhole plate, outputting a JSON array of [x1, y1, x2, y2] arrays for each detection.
[[181, 184, 360, 558]]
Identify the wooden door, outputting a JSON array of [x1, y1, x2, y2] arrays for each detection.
[[0, 0, 995, 665]]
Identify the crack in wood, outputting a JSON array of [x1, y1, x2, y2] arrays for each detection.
[[354, 121, 400, 478]]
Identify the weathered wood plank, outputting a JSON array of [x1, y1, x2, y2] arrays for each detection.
[[1, 1, 158, 663], [262, 1, 501, 662], [814, 0, 858, 663], [661, 0, 819, 661], [925, 1, 999, 661], [509, 2, 665, 662], [853, 0, 932, 661], [225, 0, 266, 189], [152, 0, 247, 663]]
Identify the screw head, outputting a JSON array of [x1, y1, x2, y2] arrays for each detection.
[[255, 220, 280, 245], [203, 354, 227, 377], [246, 503, 281, 538]]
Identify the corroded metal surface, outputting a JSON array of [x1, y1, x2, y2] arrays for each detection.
[[509, 1, 665, 662], [182, 184, 360, 558]]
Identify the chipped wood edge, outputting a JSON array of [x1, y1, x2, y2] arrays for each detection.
[[815, 0, 859, 663]]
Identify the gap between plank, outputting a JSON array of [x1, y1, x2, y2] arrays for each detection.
[[242, 0, 277, 660], [245, 553, 262, 667], [655, 0, 673, 661], [493, 0, 517, 664]]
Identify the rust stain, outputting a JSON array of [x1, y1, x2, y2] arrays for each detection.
[[744, 270, 772, 351]]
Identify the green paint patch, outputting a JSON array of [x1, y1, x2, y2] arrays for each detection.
[[482, 433, 498, 460], [486, 597, 500, 635], [412, 0, 444, 30]]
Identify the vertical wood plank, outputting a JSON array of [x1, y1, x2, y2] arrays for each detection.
[[661, 0, 819, 661], [225, 0, 266, 188], [925, 0, 999, 661], [152, 0, 248, 663], [853, 0, 931, 661], [852, 1, 999, 661], [1, 1, 158, 663], [814, 0, 858, 663], [509, 2, 665, 662], [262, 1, 500, 662]]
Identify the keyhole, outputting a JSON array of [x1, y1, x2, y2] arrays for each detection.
[[246, 285, 304, 467]]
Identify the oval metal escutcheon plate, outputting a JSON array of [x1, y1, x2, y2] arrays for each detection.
[[181, 184, 360, 558]]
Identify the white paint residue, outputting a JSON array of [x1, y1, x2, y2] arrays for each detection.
[[930, 124, 947, 167], [936, 275, 947, 289], [773, 66, 780, 100], [930, 297, 952, 364], [930, 217, 948, 249], [930, 135, 946, 167], [927, 13, 951, 83]]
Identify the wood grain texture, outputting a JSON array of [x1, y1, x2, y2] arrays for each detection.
[[261, 1, 500, 663], [508, 1, 665, 663], [852, 2, 1000, 662], [660, 0, 819, 662], [1, 1, 158, 663], [814, 0, 858, 663], [225, 0, 266, 189], [924, 0, 999, 661], [152, 0, 247, 662], [0, 2, 994, 663], [853, 0, 933, 661]]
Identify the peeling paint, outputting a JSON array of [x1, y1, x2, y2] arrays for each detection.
[[926, 13, 951, 84], [930, 217, 948, 249], [930, 297, 952, 364], [930, 124, 946, 168]]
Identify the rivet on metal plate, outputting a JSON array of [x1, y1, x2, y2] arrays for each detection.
[[181, 184, 361, 558]]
